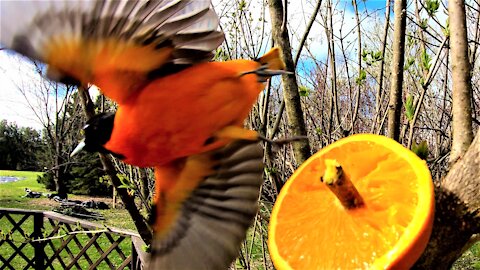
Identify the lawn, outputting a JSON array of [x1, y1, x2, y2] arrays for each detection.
[[453, 240, 480, 270], [0, 170, 135, 230], [0, 170, 46, 210], [0, 170, 140, 269]]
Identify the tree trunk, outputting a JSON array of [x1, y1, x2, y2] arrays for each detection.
[[414, 2, 479, 267], [448, 0, 474, 164], [414, 130, 480, 269], [326, 0, 340, 130], [387, 0, 407, 141], [371, 0, 391, 134], [54, 141, 67, 198], [139, 168, 150, 205], [268, 0, 311, 164], [350, 0, 362, 133]]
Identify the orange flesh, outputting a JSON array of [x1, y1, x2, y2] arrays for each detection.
[[270, 137, 433, 269]]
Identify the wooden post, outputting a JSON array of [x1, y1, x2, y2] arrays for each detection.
[[33, 212, 45, 270], [113, 187, 117, 209], [131, 240, 138, 270], [131, 236, 148, 270]]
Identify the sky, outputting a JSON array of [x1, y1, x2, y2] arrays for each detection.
[[0, 51, 100, 130], [0, 0, 386, 130], [0, 51, 47, 130]]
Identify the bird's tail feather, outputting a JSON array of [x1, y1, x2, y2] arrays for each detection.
[[257, 47, 287, 71], [241, 48, 291, 82]]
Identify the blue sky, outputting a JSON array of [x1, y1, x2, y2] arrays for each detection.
[[0, 0, 387, 130], [354, 0, 389, 12]]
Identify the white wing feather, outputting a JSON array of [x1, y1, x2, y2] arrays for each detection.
[[0, 0, 223, 67]]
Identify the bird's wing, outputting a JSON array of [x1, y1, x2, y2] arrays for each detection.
[[150, 140, 264, 269], [0, 0, 224, 103]]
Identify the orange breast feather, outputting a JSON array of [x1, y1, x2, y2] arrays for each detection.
[[104, 59, 264, 167]]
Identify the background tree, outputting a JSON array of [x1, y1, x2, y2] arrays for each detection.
[[449, 0, 474, 164], [0, 120, 43, 171], [414, 0, 478, 268], [268, 0, 312, 164], [12, 65, 85, 198], [2, 58, 109, 197], [387, 0, 407, 141]]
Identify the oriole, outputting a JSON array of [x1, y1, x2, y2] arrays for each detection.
[[0, 1, 286, 269]]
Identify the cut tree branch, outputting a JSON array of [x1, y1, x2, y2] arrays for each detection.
[[414, 129, 480, 269]]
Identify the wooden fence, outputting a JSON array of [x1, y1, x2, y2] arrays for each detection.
[[0, 208, 147, 270]]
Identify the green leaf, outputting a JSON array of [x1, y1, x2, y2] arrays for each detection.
[[362, 50, 382, 65], [442, 19, 450, 37], [355, 69, 367, 85], [116, 173, 135, 190], [405, 95, 415, 121], [421, 50, 431, 72], [407, 36, 416, 47], [238, 0, 246, 11], [264, 167, 278, 175], [425, 0, 440, 17], [411, 141, 429, 160], [142, 244, 151, 253], [404, 57, 416, 70], [420, 18, 428, 30], [299, 85, 311, 97], [117, 184, 131, 189], [419, 77, 426, 87]]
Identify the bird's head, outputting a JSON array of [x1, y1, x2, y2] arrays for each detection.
[[71, 112, 124, 159]]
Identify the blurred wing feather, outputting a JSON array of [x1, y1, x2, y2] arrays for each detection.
[[149, 140, 264, 270], [0, 0, 224, 102]]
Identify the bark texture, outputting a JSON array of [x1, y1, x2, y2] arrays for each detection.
[[414, 130, 480, 269], [371, 0, 391, 134], [268, 0, 311, 164], [387, 0, 407, 141], [449, 0, 474, 164]]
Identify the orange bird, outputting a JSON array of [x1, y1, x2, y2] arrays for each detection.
[[1, 1, 286, 268]]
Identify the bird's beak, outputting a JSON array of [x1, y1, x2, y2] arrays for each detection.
[[70, 140, 86, 157]]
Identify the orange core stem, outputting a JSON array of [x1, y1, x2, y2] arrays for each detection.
[[321, 159, 365, 209]]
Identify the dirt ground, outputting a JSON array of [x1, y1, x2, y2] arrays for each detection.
[[28, 195, 123, 209]]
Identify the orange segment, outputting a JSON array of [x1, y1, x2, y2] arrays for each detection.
[[268, 134, 434, 269]]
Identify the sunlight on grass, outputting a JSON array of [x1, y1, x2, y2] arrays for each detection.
[[452, 240, 480, 270], [0, 170, 140, 269], [0, 170, 135, 230], [0, 211, 133, 269], [0, 170, 47, 210]]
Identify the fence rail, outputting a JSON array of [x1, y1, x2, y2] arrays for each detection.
[[0, 208, 147, 270]]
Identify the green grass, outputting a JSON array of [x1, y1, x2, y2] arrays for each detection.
[[452, 241, 480, 270], [1, 214, 133, 269], [0, 170, 138, 269], [0, 170, 47, 210], [0, 170, 135, 229]]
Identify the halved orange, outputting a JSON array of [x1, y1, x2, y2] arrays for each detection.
[[268, 134, 434, 269]]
